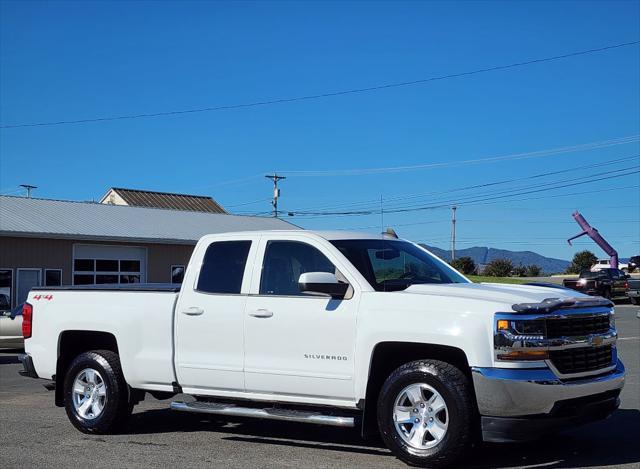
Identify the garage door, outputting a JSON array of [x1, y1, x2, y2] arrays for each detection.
[[73, 244, 147, 285]]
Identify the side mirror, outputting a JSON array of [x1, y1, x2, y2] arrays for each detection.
[[625, 274, 631, 279], [299, 272, 349, 299]]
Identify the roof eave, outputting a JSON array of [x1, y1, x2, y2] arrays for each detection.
[[0, 231, 198, 245]]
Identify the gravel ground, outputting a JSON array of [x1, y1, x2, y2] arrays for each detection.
[[1, 304, 638, 468]]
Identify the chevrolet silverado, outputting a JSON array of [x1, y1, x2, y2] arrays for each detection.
[[19, 230, 625, 467]]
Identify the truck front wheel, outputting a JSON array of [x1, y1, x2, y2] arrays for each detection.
[[377, 359, 474, 467], [63, 350, 133, 434]]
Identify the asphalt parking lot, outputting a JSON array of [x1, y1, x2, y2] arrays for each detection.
[[1, 304, 638, 469]]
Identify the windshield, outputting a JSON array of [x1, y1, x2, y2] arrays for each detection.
[[331, 239, 469, 292]]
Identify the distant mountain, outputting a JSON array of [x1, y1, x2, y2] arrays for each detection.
[[421, 245, 570, 274]]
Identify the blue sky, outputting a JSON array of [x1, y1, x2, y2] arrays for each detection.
[[1, 0, 639, 260]]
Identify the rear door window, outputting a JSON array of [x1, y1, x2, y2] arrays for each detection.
[[197, 241, 252, 294]]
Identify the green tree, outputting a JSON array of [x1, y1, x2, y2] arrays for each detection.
[[566, 250, 597, 274], [450, 256, 477, 275], [483, 258, 514, 277], [525, 264, 542, 277], [512, 264, 527, 277]]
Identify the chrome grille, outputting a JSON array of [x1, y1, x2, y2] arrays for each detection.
[[549, 345, 613, 375], [546, 314, 610, 338]]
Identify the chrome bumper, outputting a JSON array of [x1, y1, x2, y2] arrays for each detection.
[[471, 359, 625, 417]]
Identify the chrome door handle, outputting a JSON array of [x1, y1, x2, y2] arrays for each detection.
[[182, 307, 204, 316], [249, 309, 274, 318]]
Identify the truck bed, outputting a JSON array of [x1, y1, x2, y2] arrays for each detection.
[[26, 287, 179, 392]]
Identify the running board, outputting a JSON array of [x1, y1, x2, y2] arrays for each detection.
[[170, 401, 355, 427]]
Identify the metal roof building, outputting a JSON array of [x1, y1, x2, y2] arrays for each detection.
[[0, 195, 293, 244], [99, 187, 226, 214], [0, 195, 296, 309]]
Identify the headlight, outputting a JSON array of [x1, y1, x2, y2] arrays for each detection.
[[495, 316, 548, 361], [497, 319, 545, 336]]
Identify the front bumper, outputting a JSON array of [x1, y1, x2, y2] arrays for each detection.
[[18, 353, 39, 379], [472, 359, 625, 441], [480, 389, 620, 442], [472, 359, 625, 416]]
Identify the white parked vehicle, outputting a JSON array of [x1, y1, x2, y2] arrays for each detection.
[[591, 259, 629, 272], [20, 230, 625, 467]]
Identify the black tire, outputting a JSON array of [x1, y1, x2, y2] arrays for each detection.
[[631, 297, 639, 305], [64, 350, 133, 434], [602, 288, 611, 300], [377, 360, 474, 467]]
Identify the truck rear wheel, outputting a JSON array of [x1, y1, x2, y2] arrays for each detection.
[[63, 350, 133, 434], [377, 359, 474, 467]]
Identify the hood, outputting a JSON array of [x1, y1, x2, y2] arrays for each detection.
[[403, 282, 585, 308]]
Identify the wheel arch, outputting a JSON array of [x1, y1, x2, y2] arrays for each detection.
[[55, 330, 119, 406], [361, 341, 475, 439]]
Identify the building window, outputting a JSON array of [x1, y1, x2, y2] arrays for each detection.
[[73, 258, 142, 285], [73, 275, 94, 285], [17, 269, 41, 305], [96, 260, 118, 272], [171, 265, 185, 284], [120, 260, 140, 272], [0, 269, 12, 311], [45, 269, 62, 287], [74, 259, 95, 271]]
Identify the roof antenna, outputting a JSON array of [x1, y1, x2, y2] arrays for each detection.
[[20, 184, 37, 198], [383, 227, 398, 239]]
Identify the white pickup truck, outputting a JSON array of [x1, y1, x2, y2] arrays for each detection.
[[20, 230, 625, 467]]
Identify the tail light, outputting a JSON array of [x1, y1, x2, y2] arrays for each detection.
[[22, 303, 33, 339]]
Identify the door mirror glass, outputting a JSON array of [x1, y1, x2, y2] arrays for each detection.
[[298, 272, 349, 299]]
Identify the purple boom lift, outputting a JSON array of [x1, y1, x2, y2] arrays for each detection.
[[567, 211, 618, 269]]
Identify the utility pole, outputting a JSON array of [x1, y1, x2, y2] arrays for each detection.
[[451, 206, 457, 261], [20, 184, 37, 198], [265, 174, 286, 217], [380, 195, 384, 234]]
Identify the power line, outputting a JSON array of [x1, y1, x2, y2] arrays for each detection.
[[286, 148, 639, 213], [381, 165, 639, 212], [337, 218, 640, 232], [2, 41, 638, 129], [288, 166, 640, 216], [222, 197, 272, 208], [281, 136, 639, 178], [286, 170, 639, 217], [287, 186, 639, 221], [379, 169, 639, 214]]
